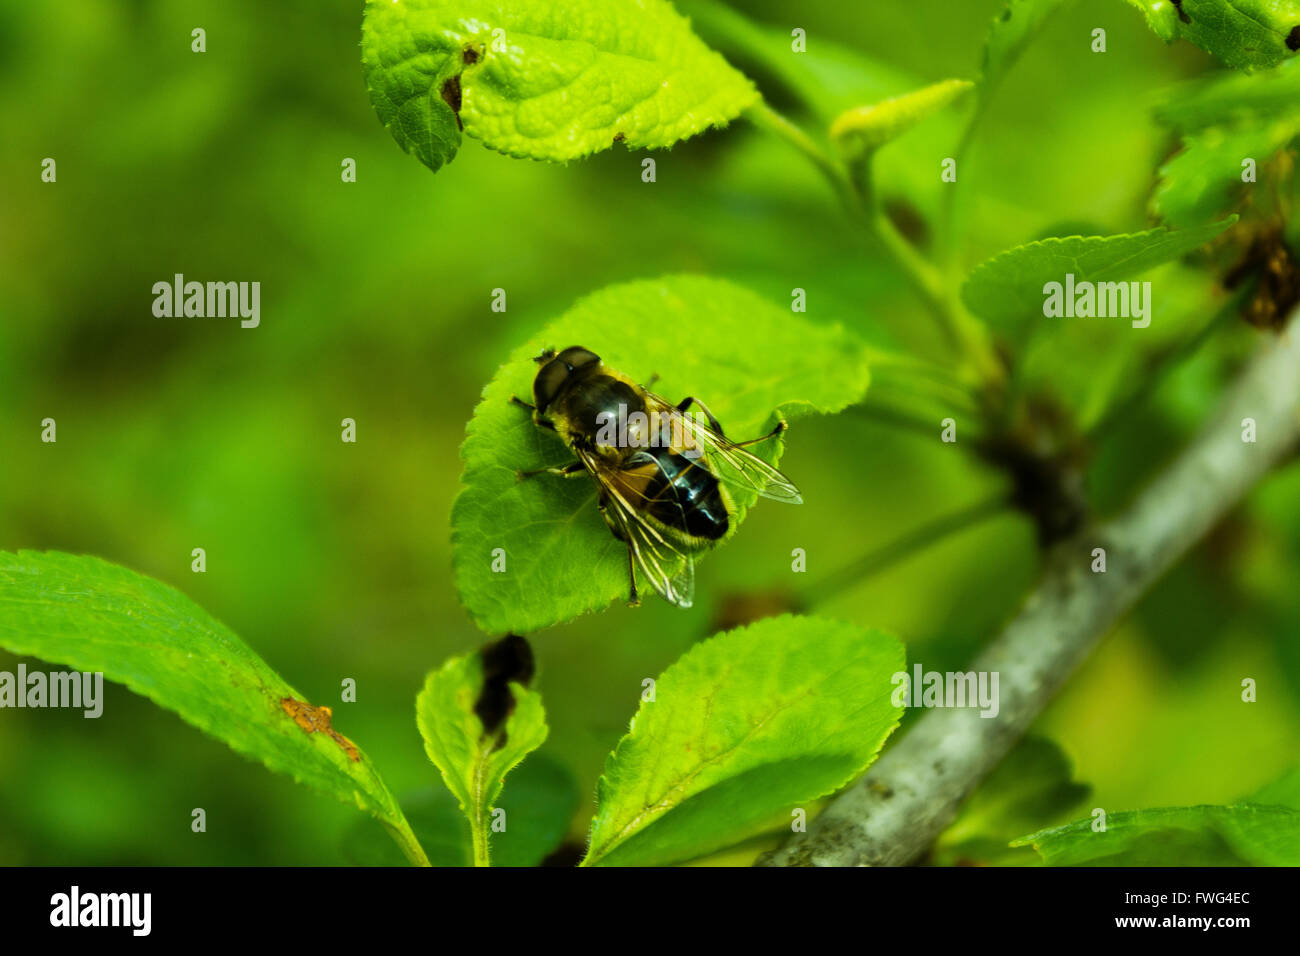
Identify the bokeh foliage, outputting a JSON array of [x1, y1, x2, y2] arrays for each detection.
[[1, 0, 1297, 864]]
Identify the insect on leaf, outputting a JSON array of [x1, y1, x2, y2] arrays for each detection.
[[0, 550, 428, 866], [450, 275, 871, 636], [581, 615, 905, 867], [361, 0, 758, 173]]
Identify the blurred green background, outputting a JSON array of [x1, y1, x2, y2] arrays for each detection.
[[1, 0, 1296, 865]]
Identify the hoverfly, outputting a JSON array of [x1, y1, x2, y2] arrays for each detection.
[[510, 346, 802, 609]]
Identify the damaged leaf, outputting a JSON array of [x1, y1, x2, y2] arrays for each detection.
[[416, 635, 548, 866], [1124, 0, 1300, 70], [361, 0, 758, 173], [0, 550, 427, 865], [281, 697, 361, 762]]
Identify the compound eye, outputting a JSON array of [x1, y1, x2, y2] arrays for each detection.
[[533, 358, 570, 412], [554, 346, 600, 370]]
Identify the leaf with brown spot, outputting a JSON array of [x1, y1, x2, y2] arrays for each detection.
[[281, 698, 361, 762], [0, 551, 426, 865], [361, 0, 757, 174]]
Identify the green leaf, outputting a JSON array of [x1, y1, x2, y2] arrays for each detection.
[[961, 219, 1236, 334], [0, 550, 426, 866], [416, 635, 549, 866], [451, 275, 871, 635], [1155, 119, 1300, 227], [582, 614, 904, 867], [1151, 60, 1300, 226], [343, 753, 579, 866], [934, 736, 1091, 866], [361, 0, 758, 173], [830, 79, 974, 158], [1249, 765, 1300, 809], [1153, 56, 1300, 129], [958, 0, 1070, 179], [981, 0, 1072, 92], [344, 786, 472, 866], [1124, 0, 1300, 70], [1124, 0, 1183, 43], [676, 0, 918, 121], [489, 751, 580, 866], [1012, 804, 1300, 865]]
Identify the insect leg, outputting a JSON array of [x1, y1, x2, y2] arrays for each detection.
[[624, 538, 640, 606], [731, 420, 788, 448], [516, 461, 586, 481], [676, 396, 726, 436], [508, 394, 536, 411]]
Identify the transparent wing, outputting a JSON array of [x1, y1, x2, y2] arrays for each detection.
[[644, 392, 803, 504], [575, 447, 695, 609]]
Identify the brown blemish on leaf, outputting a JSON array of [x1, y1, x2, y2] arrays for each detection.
[[613, 131, 626, 144], [474, 634, 535, 749], [463, 46, 481, 64], [1171, 0, 1191, 24], [1226, 226, 1300, 330], [1288, 25, 1300, 52], [281, 697, 360, 762], [440, 75, 464, 131]]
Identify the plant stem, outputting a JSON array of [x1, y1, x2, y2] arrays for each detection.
[[472, 817, 490, 868], [1088, 282, 1254, 443], [801, 496, 1008, 607], [384, 819, 431, 867], [759, 308, 1300, 866], [472, 756, 492, 866], [745, 100, 1006, 392], [937, 102, 985, 273], [745, 100, 857, 210]]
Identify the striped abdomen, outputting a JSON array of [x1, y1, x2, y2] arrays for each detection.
[[613, 446, 729, 542]]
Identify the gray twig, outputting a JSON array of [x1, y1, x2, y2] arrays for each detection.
[[759, 315, 1300, 867]]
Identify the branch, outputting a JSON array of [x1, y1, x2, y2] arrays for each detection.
[[759, 312, 1300, 867]]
